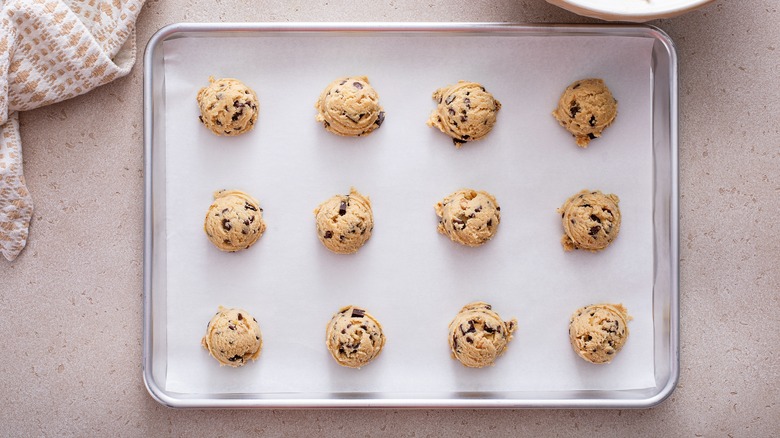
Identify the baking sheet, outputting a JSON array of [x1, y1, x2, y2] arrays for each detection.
[[160, 32, 657, 395]]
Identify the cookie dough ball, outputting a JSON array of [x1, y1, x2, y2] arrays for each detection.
[[435, 189, 500, 247], [202, 306, 263, 367], [326, 305, 386, 368], [315, 76, 385, 137], [552, 78, 617, 148], [197, 77, 259, 136], [448, 302, 517, 368], [569, 303, 631, 364], [427, 81, 501, 147], [314, 188, 373, 254], [204, 190, 266, 252], [557, 189, 621, 252]]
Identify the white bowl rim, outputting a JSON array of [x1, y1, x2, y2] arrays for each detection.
[[560, 0, 714, 17]]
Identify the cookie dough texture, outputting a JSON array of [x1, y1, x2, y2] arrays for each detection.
[[435, 189, 500, 247], [326, 305, 386, 368], [427, 81, 501, 147], [202, 306, 263, 367], [552, 78, 617, 148], [314, 188, 373, 254], [569, 303, 631, 364], [315, 76, 385, 137], [197, 77, 259, 136], [449, 302, 517, 368], [558, 189, 621, 252], [204, 190, 266, 252]]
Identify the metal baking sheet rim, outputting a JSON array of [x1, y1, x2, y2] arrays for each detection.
[[142, 22, 679, 409]]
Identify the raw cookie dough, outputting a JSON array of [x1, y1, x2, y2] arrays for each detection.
[[552, 78, 617, 148], [427, 81, 502, 147], [557, 189, 621, 252], [435, 189, 501, 247], [325, 305, 386, 368], [448, 302, 517, 368], [204, 190, 266, 252], [569, 303, 631, 364], [314, 76, 385, 137], [196, 77, 259, 136], [313, 188, 373, 254], [202, 306, 263, 367]]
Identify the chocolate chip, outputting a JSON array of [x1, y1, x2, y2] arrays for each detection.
[[463, 97, 471, 108], [581, 204, 591, 208], [445, 95, 456, 105], [571, 219, 575, 224], [228, 355, 243, 362], [487, 219, 492, 227], [324, 230, 333, 239], [228, 325, 236, 330], [453, 138, 466, 146], [216, 120, 222, 126], [607, 351, 614, 355], [484, 325, 494, 334], [452, 218, 465, 229], [495, 207, 500, 212], [589, 225, 601, 236], [460, 116, 467, 123], [340, 80, 347, 85], [590, 214, 601, 223], [253, 317, 257, 322], [462, 134, 470, 140], [585, 335, 592, 341], [570, 104, 581, 118], [589, 115, 597, 126], [351, 308, 365, 318], [341, 329, 346, 334], [256, 336, 260, 340], [448, 108, 455, 116], [353, 82, 363, 89], [237, 313, 243, 320], [222, 219, 231, 231], [339, 201, 347, 216], [243, 219, 250, 226], [485, 304, 492, 310], [339, 235, 345, 241], [233, 101, 245, 108], [249, 215, 255, 223], [475, 206, 482, 213], [587, 133, 596, 139], [375, 111, 385, 127], [338, 347, 345, 354], [232, 110, 243, 121], [466, 337, 473, 344], [573, 83, 580, 89], [360, 325, 368, 330], [198, 115, 204, 123]]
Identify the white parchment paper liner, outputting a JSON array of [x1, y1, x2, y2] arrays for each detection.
[[161, 33, 656, 394]]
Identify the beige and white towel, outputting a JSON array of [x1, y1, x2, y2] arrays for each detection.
[[0, 0, 144, 261]]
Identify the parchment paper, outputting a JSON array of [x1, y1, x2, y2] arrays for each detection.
[[161, 32, 657, 394]]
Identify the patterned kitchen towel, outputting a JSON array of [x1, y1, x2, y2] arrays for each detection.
[[0, 0, 145, 261]]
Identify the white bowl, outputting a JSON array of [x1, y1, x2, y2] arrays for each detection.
[[546, 0, 714, 22]]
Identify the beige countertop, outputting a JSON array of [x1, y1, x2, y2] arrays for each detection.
[[1, 0, 778, 435]]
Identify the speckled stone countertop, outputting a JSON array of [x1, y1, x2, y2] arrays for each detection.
[[1, 0, 778, 435]]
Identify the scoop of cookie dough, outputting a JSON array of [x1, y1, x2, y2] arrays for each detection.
[[552, 78, 617, 148], [557, 189, 620, 252], [448, 302, 517, 368], [315, 76, 385, 137], [197, 77, 259, 136], [204, 190, 266, 252], [313, 188, 373, 254], [202, 306, 263, 367], [325, 305, 386, 368], [435, 189, 500, 247], [427, 81, 501, 147], [569, 303, 631, 364]]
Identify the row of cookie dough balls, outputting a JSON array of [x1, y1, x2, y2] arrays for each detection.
[[204, 187, 622, 253], [196, 76, 617, 148], [201, 302, 631, 369]]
